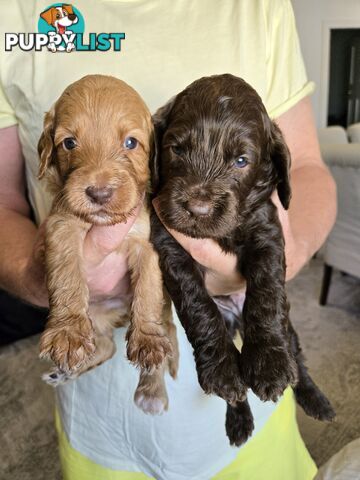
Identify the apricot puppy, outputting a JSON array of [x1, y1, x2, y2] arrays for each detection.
[[38, 74, 178, 414]]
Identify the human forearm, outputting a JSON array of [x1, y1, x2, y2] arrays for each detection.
[[0, 125, 46, 306], [273, 96, 337, 280], [0, 207, 47, 306], [283, 164, 336, 280]]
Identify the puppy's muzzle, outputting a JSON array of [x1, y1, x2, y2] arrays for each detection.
[[183, 185, 214, 217], [185, 198, 213, 217], [85, 185, 113, 205]]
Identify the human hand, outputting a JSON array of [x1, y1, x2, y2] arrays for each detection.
[[82, 205, 141, 301], [26, 204, 142, 308]]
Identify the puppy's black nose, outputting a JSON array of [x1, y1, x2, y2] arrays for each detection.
[[86, 186, 113, 205], [68, 14, 77, 21], [185, 199, 213, 216]]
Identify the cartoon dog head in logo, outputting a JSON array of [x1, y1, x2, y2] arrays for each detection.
[[40, 4, 78, 34], [40, 4, 78, 52]]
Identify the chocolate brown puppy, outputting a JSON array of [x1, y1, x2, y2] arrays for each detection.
[[150, 74, 335, 444], [38, 75, 178, 415]]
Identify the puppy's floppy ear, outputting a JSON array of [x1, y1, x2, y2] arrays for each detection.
[[38, 106, 56, 180], [63, 4, 74, 15], [151, 95, 177, 192], [269, 121, 292, 210], [40, 7, 55, 25], [63, 4, 78, 21]]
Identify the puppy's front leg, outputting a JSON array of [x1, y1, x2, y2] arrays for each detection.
[[151, 213, 246, 404], [39, 213, 95, 373], [125, 238, 172, 370], [238, 205, 298, 402]]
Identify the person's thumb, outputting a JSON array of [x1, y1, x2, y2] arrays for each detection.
[[84, 204, 141, 266]]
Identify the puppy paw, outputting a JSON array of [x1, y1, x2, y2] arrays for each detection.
[[226, 400, 254, 447], [134, 389, 169, 415], [39, 317, 95, 374], [241, 342, 298, 402], [42, 368, 75, 386], [126, 328, 172, 370], [197, 346, 247, 404], [294, 383, 336, 422], [134, 373, 169, 415], [66, 43, 75, 53], [47, 43, 56, 53]]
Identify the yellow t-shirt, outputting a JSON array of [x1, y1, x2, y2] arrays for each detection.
[[0, 0, 313, 224], [0, 2, 316, 479]]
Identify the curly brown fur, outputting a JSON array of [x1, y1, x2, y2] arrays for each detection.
[[38, 74, 178, 415], [150, 74, 335, 443]]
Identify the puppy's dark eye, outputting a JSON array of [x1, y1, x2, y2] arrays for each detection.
[[63, 138, 77, 150], [124, 137, 138, 150], [234, 156, 248, 168], [171, 145, 183, 156]]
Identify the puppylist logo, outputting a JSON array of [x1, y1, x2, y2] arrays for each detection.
[[5, 3, 125, 52]]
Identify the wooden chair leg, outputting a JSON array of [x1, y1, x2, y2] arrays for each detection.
[[319, 264, 333, 306]]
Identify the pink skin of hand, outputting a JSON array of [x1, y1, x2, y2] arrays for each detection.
[[31, 203, 142, 307]]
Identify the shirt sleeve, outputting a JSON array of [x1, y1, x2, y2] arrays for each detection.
[[0, 81, 17, 128], [264, 0, 315, 118]]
